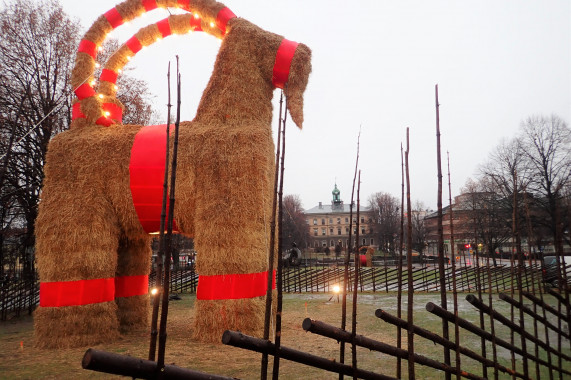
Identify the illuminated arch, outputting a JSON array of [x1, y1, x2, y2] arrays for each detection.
[[71, 0, 236, 127]]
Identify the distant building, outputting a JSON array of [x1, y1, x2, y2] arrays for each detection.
[[304, 184, 376, 252]]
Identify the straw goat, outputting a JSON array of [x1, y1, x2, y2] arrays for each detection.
[[34, 0, 311, 348]]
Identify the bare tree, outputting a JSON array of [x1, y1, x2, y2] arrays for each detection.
[[368, 192, 400, 254], [410, 200, 428, 254], [0, 0, 160, 277], [280, 194, 309, 251], [519, 115, 571, 251], [0, 0, 80, 277]]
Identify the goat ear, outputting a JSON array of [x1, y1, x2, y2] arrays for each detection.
[[285, 43, 312, 129]]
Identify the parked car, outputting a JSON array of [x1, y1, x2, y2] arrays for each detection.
[[542, 256, 561, 288]]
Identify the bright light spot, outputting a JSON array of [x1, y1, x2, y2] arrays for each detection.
[[97, 46, 103, 52], [95, 62, 101, 68], [194, 13, 200, 19], [151, 288, 158, 295], [117, 69, 122, 74], [209, 21, 215, 27], [156, 37, 162, 42], [98, 94, 104, 99], [104, 111, 110, 117], [113, 85, 118, 91], [89, 79, 96, 86], [333, 284, 340, 294], [126, 56, 131, 61]]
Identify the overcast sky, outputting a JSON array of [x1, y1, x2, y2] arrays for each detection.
[[60, 0, 570, 211]]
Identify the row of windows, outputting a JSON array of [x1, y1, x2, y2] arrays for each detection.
[[311, 217, 370, 225], [313, 227, 373, 236], [313, 238, 375, 248]]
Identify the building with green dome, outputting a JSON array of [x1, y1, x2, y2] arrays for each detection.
[[304, 184, 376, 252]]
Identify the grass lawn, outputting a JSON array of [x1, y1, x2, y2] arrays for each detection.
[[1, 292, 569, 379]]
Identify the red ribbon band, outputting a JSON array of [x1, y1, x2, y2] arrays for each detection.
[[100, 69, 118, 84], [72, 102, 86, 121], [96, 102, 123, 127], [126, 36, 143, 54], [129, 125, 178, 233], [197, 270, 276, 300], [78, 39, 97, 59], [104, 8, 124, 29], [74, 83, 95, 100], [157, 18, 172, 38], [141, 0, 158, 12], [272, 39, 298, 89], [215, 7, 236, 35], [40, 275, 149, 307]]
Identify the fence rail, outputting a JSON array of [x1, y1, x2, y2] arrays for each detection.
[[3, 263, 568, 320]]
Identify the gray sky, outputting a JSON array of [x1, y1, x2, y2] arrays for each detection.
[[60, 0, 570, 210]]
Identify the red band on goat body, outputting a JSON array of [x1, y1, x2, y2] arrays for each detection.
[[272, 39, 298, 89], [197, 270, 276, 300], [129, 124, 178, 234], [104, 8, 124, 29], [95, 102, 123, 127], [78, 39, 97, 59], [40, 278, 115, 307]]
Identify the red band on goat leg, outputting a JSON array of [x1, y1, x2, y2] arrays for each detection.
[[40, 278, 115, 307], [272, 39, 298, 89], [115, 275, 149, 298], [196, 270, 276, 300], [129, 124, 178, 233]]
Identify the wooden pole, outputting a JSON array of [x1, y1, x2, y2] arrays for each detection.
[[261, 90, 283, 380], [351, 171, 361, 379], [224, 331, 392, 380], [340, 129, 360, 378], [149, 62, 172, 361], [404, 128, 414, 379], [272, 88, 288, 379], [157, 58, 182, 376], [446, 152, 461, 380], [396, 144, 405, 379], [434, 84, 451, 378], [83, 349, 234, 380]]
